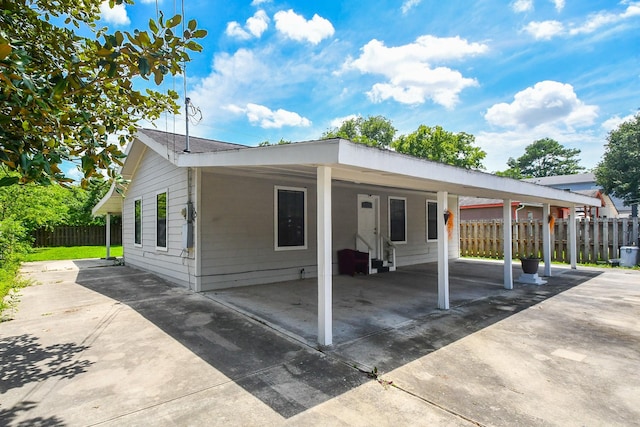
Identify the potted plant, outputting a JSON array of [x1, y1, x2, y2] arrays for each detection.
[[520, 255, 541, 274]]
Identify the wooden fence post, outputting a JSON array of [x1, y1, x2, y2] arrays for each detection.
[[32, 224, 122, 247], [460, 218, 637, 265]]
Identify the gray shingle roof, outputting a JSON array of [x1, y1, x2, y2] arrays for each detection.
[[139, 128, 247, 154]]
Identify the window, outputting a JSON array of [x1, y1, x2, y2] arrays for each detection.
[[156, 191, 167, 249], [275, 186, 307, 250], [389, 197, 407, 243], [427, 200, 438, 241], [134, 198, 142, 246]]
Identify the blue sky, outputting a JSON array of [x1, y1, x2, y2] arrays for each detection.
[[96, 0, 640, 174]]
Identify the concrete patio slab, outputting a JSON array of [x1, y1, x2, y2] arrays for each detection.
[[1, 258, 638, 426]]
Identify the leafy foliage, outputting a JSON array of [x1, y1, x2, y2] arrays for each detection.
[[596, 114, 640, 206], [494, 168, 523, 179], [258, 139, 292, 147], [322, 117, 486, 169], [0, 173, 110, 232], [322, 115, 397, 148], [0, 218, 31, 316], [392, 125, 486, 169], [501, 138, 584, 178], [0, 0, 206, 187]]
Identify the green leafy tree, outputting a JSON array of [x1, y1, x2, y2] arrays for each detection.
[[0, 173, 110, 231], [258, 139, 292, 147], [0, 177, 71, 231], [66, 177, 112, 225], [322, 115, 396, 148], [595, 114, 640, 206], [501, 138, 584, 178], [494, 168, 523, 179], [391, 125, 486, 169], [0, 0, 206, 187]]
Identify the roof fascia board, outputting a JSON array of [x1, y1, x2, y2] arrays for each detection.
[[92, 182, 121, 216], [175, 139, 341, 168], [121, 140, 147, 180], [135, 130, 177, 165], [336, 141, 600, 207], [132, 133, 600, 208]]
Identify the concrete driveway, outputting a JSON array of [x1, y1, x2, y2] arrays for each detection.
[[1, 259, 639, 426]]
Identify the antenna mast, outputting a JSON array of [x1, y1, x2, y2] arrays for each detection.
[[184, 97, 190, 152]]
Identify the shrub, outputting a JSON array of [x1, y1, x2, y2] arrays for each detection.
[[0, 219, 32, 318]]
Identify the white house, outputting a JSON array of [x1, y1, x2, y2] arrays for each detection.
[[93, 128, 601, 346]]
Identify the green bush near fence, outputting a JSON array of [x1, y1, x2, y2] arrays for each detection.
[[0, 219, 32, 317]]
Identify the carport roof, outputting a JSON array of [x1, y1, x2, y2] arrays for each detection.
[[93, 128, 601, 216]]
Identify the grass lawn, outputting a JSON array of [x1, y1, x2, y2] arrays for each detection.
[[24, 245, 123, 262]]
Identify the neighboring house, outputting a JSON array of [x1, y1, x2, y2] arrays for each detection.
[[460, 198, 547, 221], [93, 129, 600, 345], [524, 173, 629, 218], [460, 189, 617, 221]]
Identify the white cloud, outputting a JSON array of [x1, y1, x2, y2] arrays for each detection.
[[251, 0, 271, 5], [99, 1, 130, 25], [476, 127, 603, 172], [523, 20, 564, 39], [185, 49, 266, 131], [329, 115, 359, 128], [512, 0, 533, 13], [524, 3, 640, 39], [485, 80, 598, 130], [569, 3, 640, 35], [228, 103, 311, 129], [402, 0, 422, 14], [274, 9, 335, 44], [344, 36, 488, 108], [601, 113, 637, 131], [552, 0, 565, 12], [226, 22, 250, 39], [226, 10, 270, 40], [523, 0, 640, 40], [512, 0, 564, 13], [64, 164, 84, 182]]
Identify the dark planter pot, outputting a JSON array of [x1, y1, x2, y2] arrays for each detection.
[[520, 258, 540, 274]]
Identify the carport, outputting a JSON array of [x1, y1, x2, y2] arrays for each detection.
[[205, 259, 579, 346], [94, 133, 601, 348], [187, 141, 600, 347]]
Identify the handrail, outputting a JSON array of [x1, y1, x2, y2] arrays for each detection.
[[381, 235, 396, 248], [355, 233, 374, 274], [355, 233, 373, 251], [381, 235, 396, 268]]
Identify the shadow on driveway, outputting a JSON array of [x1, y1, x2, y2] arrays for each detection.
[[29, 260, 603, 419], [0, 334, 90, 426]]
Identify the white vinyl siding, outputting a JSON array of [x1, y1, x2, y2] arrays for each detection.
[[121, 152, 460, 291], [122, 148, 194, 288], [199, 173, 317, 290], [198, 173, 459, 291]]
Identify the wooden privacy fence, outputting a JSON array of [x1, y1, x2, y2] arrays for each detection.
[[32, 224, 122, 247], [460, 218, 640, 263]]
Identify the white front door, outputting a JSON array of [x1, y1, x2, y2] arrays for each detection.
[[357, 194, 379, 258]]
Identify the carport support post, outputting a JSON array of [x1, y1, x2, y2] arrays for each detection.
[[542, 203, 552, 277], [569, 206, 577, 269], [317, 165, 333, 347], [437, 191, 449, 310], [503, 199, 513, 289], [105, 213, 111, 259]]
